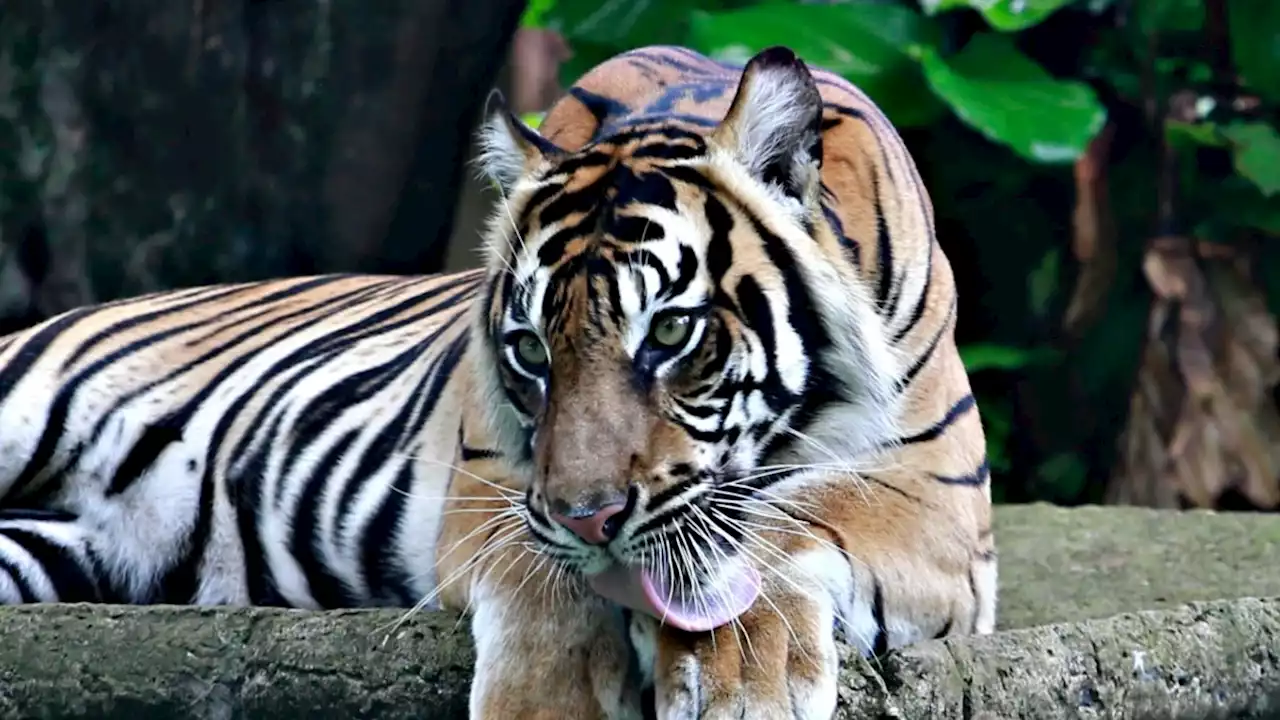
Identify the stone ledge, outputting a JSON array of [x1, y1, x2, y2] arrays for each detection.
[[0, 504, 1276, 718], [0, 597, 1275, 719]]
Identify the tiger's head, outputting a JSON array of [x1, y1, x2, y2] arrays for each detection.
[[471, 47, 903, 630]]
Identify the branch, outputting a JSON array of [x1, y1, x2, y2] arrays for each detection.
[[0, 596, 1276, 718]]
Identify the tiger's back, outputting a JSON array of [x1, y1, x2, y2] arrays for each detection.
[[0, 272, 482, 606]]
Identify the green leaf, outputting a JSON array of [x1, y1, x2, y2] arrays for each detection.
[[920, 0, 1074, 32], [1228, 0, 1280, 101], [960, 343, 1057, 373], [542, 0, 690, 48], [1027, 247, 1061, 320], [1165, 118, 1227, 150], [1209, 181, 1280, 235], [687, 2, 946, 127], [520, 0, 558, 28], [918, 34, 1107, 163], [1221, 122, 1280, 197], [1133, 0, 1204, 33], [537, 0, 698, 87]]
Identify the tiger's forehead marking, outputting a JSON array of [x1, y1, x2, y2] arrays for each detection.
[[504, 171, 712, 344]]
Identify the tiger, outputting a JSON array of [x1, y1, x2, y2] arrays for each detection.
[[0, 44, 995, 719]]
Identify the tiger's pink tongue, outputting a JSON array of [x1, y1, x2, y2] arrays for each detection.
[[587, 563, 761, 632]]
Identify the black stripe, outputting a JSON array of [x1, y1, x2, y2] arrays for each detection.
[[242, 280, 479, 484], [663, 165, 716, 191], [106, 416, 185, 495], [857, 475, 924, 504], [100, 280, 406, 498], [64, 282, 276, 369], [745, 211, 841, 459], [290, 430, 362, 608], [568, 87, 630, 128], [870, 577, 889, 656], [932, 458, 990, 486], [897, 394, 976, 446], [646, 476, 701, 514], [601, 126, 710, 148], [181, 278, 478, 605], [360, 463, 417, 605], [10, 278, 376, 503], [335, 330, 469, 530], [522, 180, 568, 221], [536, 209, 600, 267], [460, 445, 502, 461], [0, 508, 77, 522], [968, 567, 981, 631], [704, 195, 735, 289], [872, 172, 894, 311], [891, 242, 932, 343], [895, 296, 956, 393], [156, 449, 217, 603], [0, 556, 39, 602], [933, 616, 954, 639], [610, 218, 667, 247], [821, 203, 860, 266], [628, 142, 705, 161], [667, 245, 698, 300], [232, 406, 289, 607], [632, 479, 703, 539], [0, 305, 97, 408], [545, 150, 614, 179], [0, 527, 99, 602]]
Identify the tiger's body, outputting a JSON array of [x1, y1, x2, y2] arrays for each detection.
[[0, 45, 994, 719]]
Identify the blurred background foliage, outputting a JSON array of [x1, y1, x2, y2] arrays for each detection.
[[520, 0, 1280, 509]]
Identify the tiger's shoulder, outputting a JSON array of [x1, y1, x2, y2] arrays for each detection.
[[540, 45, 889, 150]]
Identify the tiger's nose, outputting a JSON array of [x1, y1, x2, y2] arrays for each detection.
[[552, 502, 630, 545]]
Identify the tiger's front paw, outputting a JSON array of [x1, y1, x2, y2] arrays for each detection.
[[469, 592, 644, 720], [643, 591, 839, 720]]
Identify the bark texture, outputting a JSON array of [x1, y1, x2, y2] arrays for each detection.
[[0, 0, 526, 334]]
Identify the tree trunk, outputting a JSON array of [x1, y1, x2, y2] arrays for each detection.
[[1108, 236, 1280, 511], [0, 0, 526, 331]]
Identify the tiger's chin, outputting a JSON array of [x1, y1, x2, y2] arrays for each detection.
[[582, 554, 762, 633]]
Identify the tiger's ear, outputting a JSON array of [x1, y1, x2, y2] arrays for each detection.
[[710, 47, 824, 201], [476, 89, 563, 194]]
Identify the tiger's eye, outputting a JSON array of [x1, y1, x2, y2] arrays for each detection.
[[649, 314, 693, 349], [514, 332, 548, 369]]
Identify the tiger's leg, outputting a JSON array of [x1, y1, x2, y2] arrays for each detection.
[[436, 459, 644, 720], [0, 511, 119, 603], [645, 472, 996, 719]]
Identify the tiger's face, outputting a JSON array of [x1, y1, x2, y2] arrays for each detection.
[[472, 48, 901, 630]]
